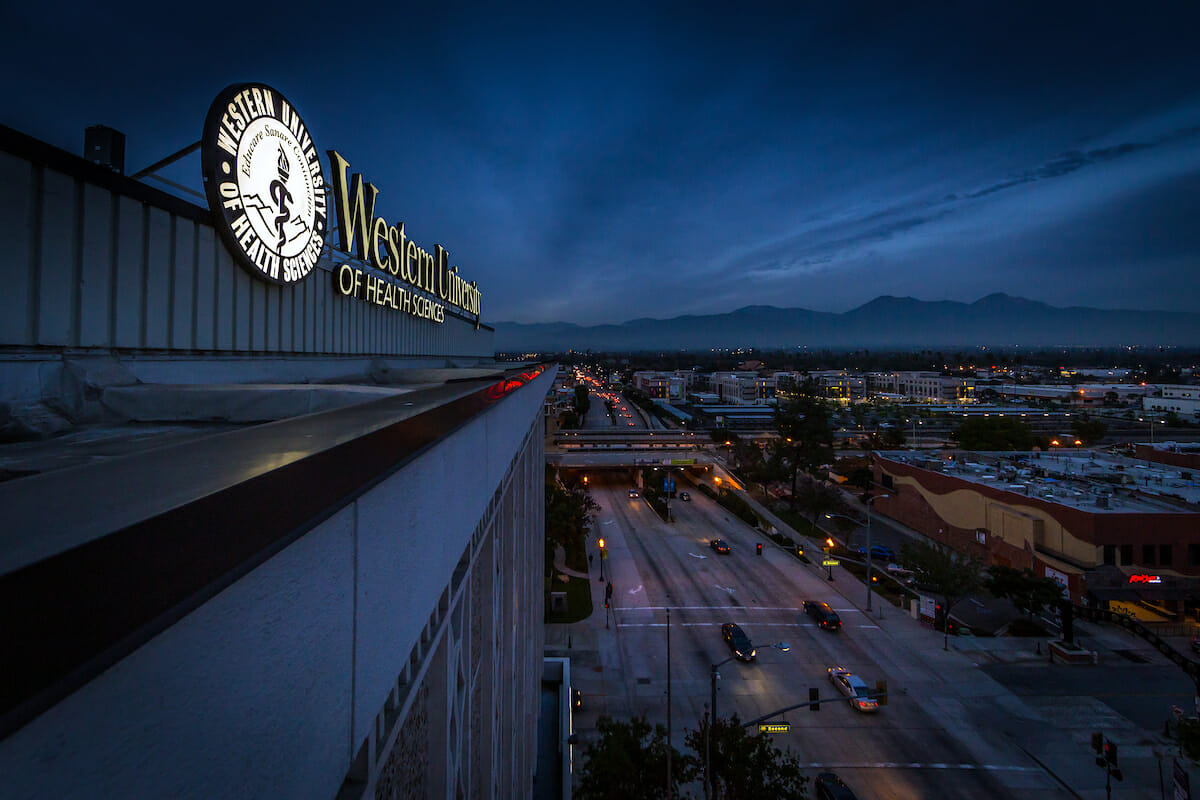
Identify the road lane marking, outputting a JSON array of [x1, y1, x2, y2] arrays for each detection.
[[617, 622, 885, 629], [617, 606, 806, 612], [688, 553, 707, 559], [628, 584, 644, 595], [799, 763, 1042, 772]]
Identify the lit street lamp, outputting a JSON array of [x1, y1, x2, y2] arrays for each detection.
[[706, 642, 790, 798], [824, 492, 890, 610], [597, 537, 606, 582], [825, 538, 835, 581]]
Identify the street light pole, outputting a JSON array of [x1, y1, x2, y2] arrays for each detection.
[[864, 494, 889, 612], [706, 642, 789, 799], [666, 608, 672, 800]]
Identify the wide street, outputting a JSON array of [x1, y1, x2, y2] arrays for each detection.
[[582, 471, 1056, 798], [553, 468, 1189, 799]]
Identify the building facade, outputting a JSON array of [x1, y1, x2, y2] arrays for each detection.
[[0, 86, 548, 800], [869, 371, 975, 403], [1144, 384, 1200, 418], [872, 452, 1200, 606]]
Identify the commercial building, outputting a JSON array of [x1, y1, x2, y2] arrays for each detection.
[[997, 383, 1156, 407], [632, 370, 687, 401], [0, 84, 550, 799], [711, 371, 776, 405], [872, 451, 1200, 609], [1144, 384, 1200, 419], [869, 371, 975, 403], [806, 370, 867, 403]]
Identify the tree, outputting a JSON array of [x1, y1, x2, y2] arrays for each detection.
[[1070, 419, 1108, 447], [686, 715, 809, 800], [576, 715, 693, 800], [953, 417, 1035, 451], [545, 471, 599, 572], [984, 565, 1064, 620], [573, 384, 591, 418], [794, 478, 845, 537], [774, 391, 835, 509], [900, 539, 983, 650], [881, 427, 906, 449]]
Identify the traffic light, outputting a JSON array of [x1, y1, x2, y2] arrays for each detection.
[[1091, 731, 1104, 764], [756, 543, 763, 556], [809, 687, 819, 711], [1104, 740, 1122, 780], [604, 599, 609, 609], [605, 582, 613, 599]]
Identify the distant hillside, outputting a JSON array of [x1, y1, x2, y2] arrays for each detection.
[[493, 294, 1200, 352]]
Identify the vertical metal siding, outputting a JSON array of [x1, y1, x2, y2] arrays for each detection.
[[1, 153, 494, 358]]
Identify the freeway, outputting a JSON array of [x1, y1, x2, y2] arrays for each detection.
[[581, 471, 1067, 799]]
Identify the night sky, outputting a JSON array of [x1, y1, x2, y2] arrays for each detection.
[[3, 3, 1199, 326]]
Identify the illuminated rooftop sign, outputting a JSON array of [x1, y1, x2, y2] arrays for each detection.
[[200, 83, 482, 328], [1128, 574, 1162, 584], [201, 83, 327, 286]]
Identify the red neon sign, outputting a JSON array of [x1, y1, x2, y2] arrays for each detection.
[[1128, 574, 1162, 584]]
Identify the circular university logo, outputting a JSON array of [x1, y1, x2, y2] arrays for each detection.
[[201, 83, 327, 286]]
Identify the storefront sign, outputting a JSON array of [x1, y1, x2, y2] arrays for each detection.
[[758, 723, 790, 734], [1128, 574, 1162, 584], [202, 83, 327, 286]]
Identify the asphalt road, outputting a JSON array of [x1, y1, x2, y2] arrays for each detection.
[[586, 471, 1064, 799]]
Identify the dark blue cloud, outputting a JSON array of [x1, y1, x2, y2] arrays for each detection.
[[2, 2, 1199, 324]]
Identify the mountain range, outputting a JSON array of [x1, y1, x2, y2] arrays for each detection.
[[493, 294, 1200, 352]]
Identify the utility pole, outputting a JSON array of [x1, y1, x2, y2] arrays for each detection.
[[864, 494, 889, 611], [666, 608, 672, 800]]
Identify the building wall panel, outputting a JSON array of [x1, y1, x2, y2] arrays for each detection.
[[194, 226, 217, 351], [1, 141, 494, 368], [0, 152, 35, 344], [78, 183, 114, 348], [37, 169, 76, 346], [170, 218, 196, 350], [142, 207, 172, 349], [113, 197, 145, 348]]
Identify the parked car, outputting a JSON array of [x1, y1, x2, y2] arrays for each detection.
[[710, 538, 731, 555], [804, 600, 842, 631], [721, 622, 756, 661], [815, 772, 859, 800], [828, 667, 879, 713], [679, 491, 690, 501], [628, 488, 640, 498]]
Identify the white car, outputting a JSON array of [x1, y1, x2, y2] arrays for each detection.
[[828, 667, 879, 713]]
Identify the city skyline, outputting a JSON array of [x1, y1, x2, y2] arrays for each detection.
[[3, 2, 1199, 325]]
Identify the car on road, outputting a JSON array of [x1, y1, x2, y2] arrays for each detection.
[[804, 600, 842, 631], [721, 622, 756, 661], [814, 772, 858, 800], [828, 667, 879, 713], [855, 544, 896, 562], [710, 538, 731, 555], [679, 491, 690, 501], [628, 488, 640, 498]]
